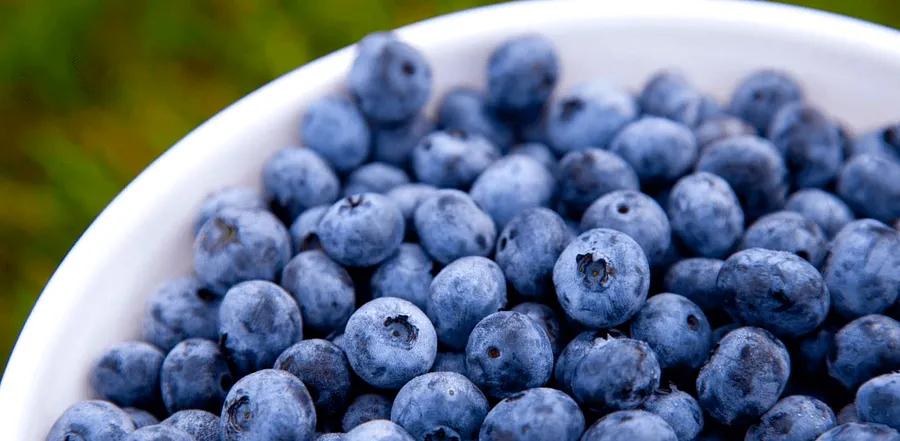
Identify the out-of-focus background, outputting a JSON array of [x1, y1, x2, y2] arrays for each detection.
[[0, 1, 897, 371]]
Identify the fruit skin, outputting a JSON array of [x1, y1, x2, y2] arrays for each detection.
[[828, 314, 900, 390], [344, 420, 414, 441], [90, 341, 164, 410], [160, 338, 232, 414], [385, 184, 437, 233], [162, 410, 220, 441], [413, 189, 496, 264], [837, 153, 900, 224], [274, 339, 352, 417], [784, 189, 854, 239], [372, 114, 434, 167], [767, 102, 844, 188], [510, 142, 558, 174], [744, 395, 836, 441], [850, 122, 900, 162], [693, 115, 755, 148], [342, 394, 392, 432], [728, 70, 804, 134], [511, 302, 562, 356], [220, 369, 316, 441], [696, 327, 790, 426], [217, 280, 303, 376], [430, 352, 467, 376], [390, 372, 488, 441], [343, 297, 437, 389], [815, 423, 900, 441], [556, 148, 640, 216], [554, 331, 606, 395], [478, 387, 586, 441], [609, 117, 699, 189], [553, 228, 650, 329], [438, 88, 514, 150], [301, 94, 371, 173], [195, 186, 265, 234], [317, 193, 405, 268], [487, 35, 559, 121], [123, 408, 158, 429], [142, 277, 220, 352], [856, 372, 900, 430], [317, 434, 345, 441], [343, 162, 410, 197], [411, 130, 499, 189], [193, 208, 292, 295], [570, 337, 661, 412], [547, 80, 638, 154], [281, 250, 356, 335], [495, 208, 572, 298], [639, 71, 705, 127], [125, 425, 194, 441], [837, 403, 860, 424], [740, 210, 828, 268], [630, 293, 712, 370], [667, 172, 744, 258], [262, 147, 340, 221], [349, 32, 431, 125], [580, 410, 678, 441], [581, 190, 671, 266], [640, 389, 704, 441], [47, 400, 135, 441], [288, 205, 328, 254], [469, 154, 556, 228], [663, 258, 725, 312], [371, 243, 433, 311]]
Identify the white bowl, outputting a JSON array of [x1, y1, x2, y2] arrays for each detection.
[[4, 1, 900, 438]]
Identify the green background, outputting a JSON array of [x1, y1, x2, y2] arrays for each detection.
[[0, 0, 897, 371]]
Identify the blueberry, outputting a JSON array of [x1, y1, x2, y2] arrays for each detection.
[[693, 115, 755, 148], [342, 394, 392, 432], [639, 71, 705, 127], [667, 172, 744, 258], [740, 210, 828, 268], [856, 373, 900, 430], [768, 102, 843, 188], [438, 88, 514, 149], [729, 70, 804, 133], [609, 117, 698, 189], [318, 193, 404, 267], [837, 153, 900, 224], [630, 293, 712, 370], [827, 314, 900, 389], [815, 423, 900, 441], [487, 35, 559, 121], [556, 148, 640, 215], [823, 219, 900, 318], [125, 425, 194, 441], [217, 280, 302, 376], [372, 114, 433, 167], [142, 277, 220, 352], [698, 95, 726, 122], [496, 208, 572, 298], [385, 184, 437, 232], [274, 339, 352, 416], [511, 302, 562, 356], [344, 420, 414, 441], [262, 148, 340, 220], [391, 372, 488, 440], [581, 410, 678, 441], [696, 327, 790, 426], [837, 402, 860, 424], [581, 190, 671, 266], [349, 32, 431, 124], [430, 352, 467, 376], [343, 162, 410, 197], [745, 395, 836, 441], [160, 338, 232, 414], [47, 400, 135, 441], [162, 410, 220, 441], [553, 228, 650, 329], [784, 189, 854, 238], [343, 297, 437, 389], [796, 327, 834, 377], [547, 80, 638, 154], [411, 130, 499, 189], [124, 408, 158, 429], [469, 154, 556, 228], [91, 342, 164, 409], [640, 388, 704, 441], [851, 122, 900, 161], [479, 387, 585, 441], [301, 94, 370, 172], [195, 186, 265, 234], [711, 323, 740, 343], [427, 256, 506, 350], [663, 258, 725, 312], [570, 337, 661, 411], [317, 434, 345, 441], [465, 311, 554, 399], [220, 369, 316, 441], [288, 205, 328, 254], [413, 189, 496, 264], [281, 250, 355, 335], [555, 331, 607, 395], [371, 243, 433, 310], [194, 208, 292, 295], [510, 142, 558, 174]]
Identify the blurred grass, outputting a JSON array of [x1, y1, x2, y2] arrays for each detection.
[[0, 0, 897, 372]]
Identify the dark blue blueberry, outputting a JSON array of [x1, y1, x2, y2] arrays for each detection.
[[696, 135, 788, 220], [838, 402, 860, 424], [639, 71, 705, 127], [745, 395, 836, 441], [301, 94, 370, 173], [693, 115, 756, 149], [581, 410, 677, 441], [47, 400, 135, 441], [195, 186, 265, 234], [796, 327, 834, 377], [828, 314, 900, 389], [281, 250, 355, 335], [555, 331, 606, 395], [438, 88, 514, 149], [823, 219, 900, 318], [851, 123, 900, 161], [411, 130, 499, 189], [837, 153, 900, 224], [343, 297, 437, 389], [372, 114, 433, 167], [547, 80, 638, 154], [465, 311, 554, 399], [413, 189, 496, 264], [142, 277, 220, 352], [288, 205, 327, 254], [740, 210, 828, 268], [427, 256, 506, 350], [609, 117, 698, 188], [630, 293, 712, 370], [349, 32, 431, 124], [318, 193, 405, 267], [553, 228, 650, 328], [510, 142, 558, 174], [667, 172, 744, 258], [663, 258, 725, 312], [816, 423, 900, 441], [371, 243, 433, 310], [160, 338, 232, 414], [486, 35, 559, 121], [570, 337, 661, 411], [557, 148, 640, 215], [391, 372, 488, 440], [262, 148, 340, 220], [342, 394, 392, 432], [511, 302, 562, 356], [479, 387, 585, 441], [581, 190, 671, 266], [729, 70, 804, 133], [343, 163, 410, 197], [193, 208, 292, 295], [274, 339, 352, 417], [217, 280, 302, 376], [469, 154, 556, 228], [124, 408, 158, 429], [640, 389, 704, 441], [768, 102, 844, 188], [220, 369, 316, 441], [496, 208, 572, 298], [385, 184, 437, 232], [696, 327, 790, 426], [345, 420, 414, 441], [430, 352, 467, 376], [125, 425, 193, 441], [856, 373, 900, 430], [162, 410, 220, 441], [91, 342, 164, 409], [785, 189, 854, 239]]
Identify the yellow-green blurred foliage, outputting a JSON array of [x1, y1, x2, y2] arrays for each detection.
[[0, 1, 897, 371]]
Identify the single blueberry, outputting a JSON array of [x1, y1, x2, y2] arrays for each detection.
[[581, 190, 671, 266], [496, 208, 572, 298], [547, 80, 638, 154], [430, 352, 467, 376], [411, 130, 500, 189], [663, 258, 725, 312], [667, 172, 744, 258], [479, 387, 585, 441], [160, 338, 232, 414], [570, 337, 661, 411], [469, 154, 556, 228], [693, 115, 756, 149], [91, 342, 164, 409], [288, 205, 328, 254], [511, 302, 562, 356], [391, 372, 488, 441], [372, 114, 434, 167], [317, 193, 405, 267], [768, 101, 844, 188], [438, 88, 514, 149], [729, 70, 804, 133], [556, 148, 640, 216], [142, 277, 220, 352], [510, 142, 558, 174], [371, 243, 433, 311], [740, 210, 828, 268], [486, 35, 559, 121], [195, 186, 265, 234], [344, 420, 414, 441], [162, 410, 220, 441], [856, 373, 900, 430], [262, 148, 340, 220], [385, 184, 437, 234], [850, 122, 900, 161], [125, 425, 193, 441], [47, 400, 135, 441], [413, 189, 496, 264], [785, 189, 854, 238], [581, 410, 678, 441], [639, 71, 705, 127], [220, 369, 316, 441], [281, 250, 355, 335], [124, 408, 158, 429], [827, 314, 900, 389], [301, 94, 370, 173], [343, 162, 410, 197], [815, 423, 900, 441], [837, 153, 900, 224], [640, 388, 704, 441], [745, 395, 836, 441], [608, 117, 698, 189], [342, 394, 392, 432], [630, 293, 712, 370], [274, 339, 352, 417]]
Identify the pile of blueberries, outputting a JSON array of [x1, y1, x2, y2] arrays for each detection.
[[47, 31, 900, 441]]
